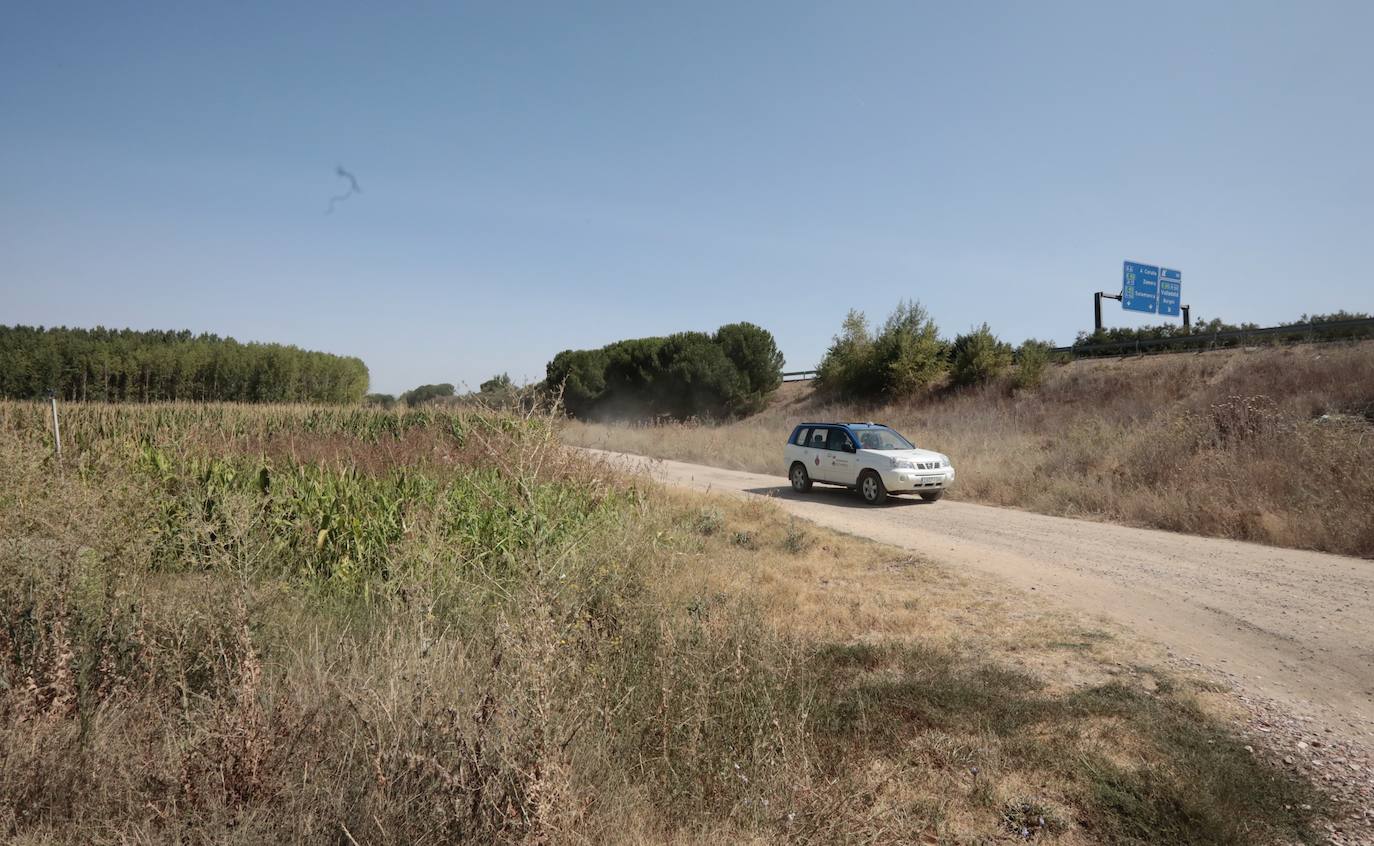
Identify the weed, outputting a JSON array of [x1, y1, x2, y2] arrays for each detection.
[[781, 520, 812, 554], [1001, 797, 1064, 839], [692, 507, 724, 537]]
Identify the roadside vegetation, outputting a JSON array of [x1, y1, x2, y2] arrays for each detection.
[[0, 402, 1329, 843], [563, 340, 1374, 558]]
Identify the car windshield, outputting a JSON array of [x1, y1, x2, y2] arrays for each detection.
[[853, 427, 914, 451]]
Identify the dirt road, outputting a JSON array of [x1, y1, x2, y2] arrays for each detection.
[[586, 448, 1374, 741]]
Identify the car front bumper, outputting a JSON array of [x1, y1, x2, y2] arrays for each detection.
[[880, 467, 955, 493]]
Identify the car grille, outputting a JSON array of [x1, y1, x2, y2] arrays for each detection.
[[916, 461, 938, 470]]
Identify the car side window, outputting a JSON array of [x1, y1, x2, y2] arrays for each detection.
[[826, 428, 852, 451], [809, 428, 830, 449], [792, 427, 810, 446]]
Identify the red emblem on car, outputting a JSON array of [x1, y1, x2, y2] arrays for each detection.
[[814, 456, 820, 466]]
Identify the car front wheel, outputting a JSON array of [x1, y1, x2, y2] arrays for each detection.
[[858, 470, 887, 505], [790, 462, 813, 493]]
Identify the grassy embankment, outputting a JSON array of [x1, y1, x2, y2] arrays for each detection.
[[563, 342, 1374, 558], [0, 402, 1332, 843]]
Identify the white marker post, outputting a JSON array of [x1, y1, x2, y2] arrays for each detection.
[[49, 391, 62, 460]]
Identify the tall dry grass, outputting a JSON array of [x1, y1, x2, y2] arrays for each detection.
[[562, 342, 1374, 557], [0, 402, 1331, 843]]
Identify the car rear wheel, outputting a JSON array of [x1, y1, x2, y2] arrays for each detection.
[[858, 470, 887, 505], [789, 462, 813, 492], [920, 490, 944, 502]]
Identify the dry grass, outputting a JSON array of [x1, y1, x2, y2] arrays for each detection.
[[0, 402, 1332, 843], [638, 490, 1331, 843], [562, 341, 1374, 557]]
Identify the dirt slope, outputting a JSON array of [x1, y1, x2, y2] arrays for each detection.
[[585, 448, 1374, 744]]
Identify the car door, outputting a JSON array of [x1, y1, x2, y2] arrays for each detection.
[[805, 426, 833, 482], [787, 426, 810, 474], [826, 427, 857, 485]]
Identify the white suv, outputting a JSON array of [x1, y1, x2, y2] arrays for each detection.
[[784, 422, 954, 505]]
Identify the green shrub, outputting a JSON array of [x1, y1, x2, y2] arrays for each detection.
[[782, 521, 811, 554], [730, 530, 757, 549], [1012, 340, 1052, 390], [950, 324, 1013, 387], [817, 301, 947, 399], [816, 310, 881, 397], [692, 507, 724, 536], [877, 301, 949, 393]]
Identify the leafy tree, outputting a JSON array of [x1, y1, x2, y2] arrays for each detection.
[[543, 322, 785, 420], [658, 332, 745, 419], [478, 373, 514, 395], [400, 383, 455, 407], [476, 373, 518, 407], [364, 393, 397, 408], [546, 349, 609, 417], [713, 322, 784, 413]]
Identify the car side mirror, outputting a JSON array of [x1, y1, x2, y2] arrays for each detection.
[[842, 442, 856, 453]]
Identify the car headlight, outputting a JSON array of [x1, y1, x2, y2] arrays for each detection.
[[938, 455, 951, 468], [892, 459, 915, 469]]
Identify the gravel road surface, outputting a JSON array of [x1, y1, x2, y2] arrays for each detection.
[[585, 448, 1374, 745]]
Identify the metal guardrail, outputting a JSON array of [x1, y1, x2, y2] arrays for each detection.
[[782, 370, 818, 382], [1053, 317, 1374, 359]]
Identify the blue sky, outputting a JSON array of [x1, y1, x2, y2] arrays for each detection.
[[3, 2, 1370, 394]]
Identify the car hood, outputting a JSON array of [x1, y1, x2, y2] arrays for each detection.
[[857, 447, 947, 463]]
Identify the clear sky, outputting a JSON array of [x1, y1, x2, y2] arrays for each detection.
[[3, 2, 1371, 394]]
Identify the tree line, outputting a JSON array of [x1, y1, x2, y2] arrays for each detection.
[[1073, 311, 1373, 350], [0, 325, 370, 404], [366, 375, 524, 409], [817, 304, 1374, 401], [545, 322, 784, 419]]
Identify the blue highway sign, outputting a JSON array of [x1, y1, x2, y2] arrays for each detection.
[[1122, 261, 1160, 314], [1158, 268, 1182, 317]]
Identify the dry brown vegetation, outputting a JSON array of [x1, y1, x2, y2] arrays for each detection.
[[563, 341, 1374, 558], [0, 402, 1332, 843]]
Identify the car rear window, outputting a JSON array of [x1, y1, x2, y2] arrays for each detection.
[[792, 427, 810, 446], [809, 428, 830, 448]]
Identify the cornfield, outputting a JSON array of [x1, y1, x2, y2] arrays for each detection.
[[0, 401, 1327, 844]]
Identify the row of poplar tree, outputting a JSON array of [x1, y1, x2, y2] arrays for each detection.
[[0, 326, 370, 404]]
